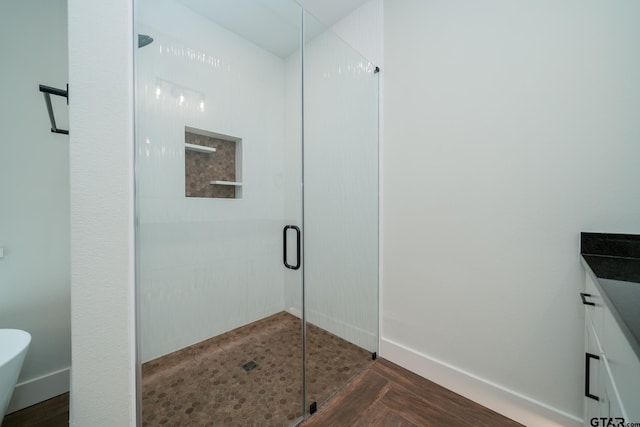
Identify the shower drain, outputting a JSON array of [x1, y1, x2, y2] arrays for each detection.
[[242, 360, 258, 372]]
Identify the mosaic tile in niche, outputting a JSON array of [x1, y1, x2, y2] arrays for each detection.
[[185, 129, 239, 199]]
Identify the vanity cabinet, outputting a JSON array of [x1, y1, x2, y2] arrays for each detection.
[[583, 313, 601, 422], [581, 274, 640, 425], [602, 304, 640, 420]]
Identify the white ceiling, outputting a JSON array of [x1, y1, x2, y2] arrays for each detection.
[[176, 0, 370, 58], [296, 0, 371, 27]]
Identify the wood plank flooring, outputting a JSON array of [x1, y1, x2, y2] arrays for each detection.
[[302, 359, 523, 427], [1, 359, 522, 426], [2, 393, 68, 427]]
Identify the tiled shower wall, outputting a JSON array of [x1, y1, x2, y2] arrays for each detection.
[[282, 10, 379, 352], [137, 0, 289, 362], [137, 0, 380, 362]]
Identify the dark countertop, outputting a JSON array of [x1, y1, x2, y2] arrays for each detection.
[[581, 232, 640, 361], [582, 254, 640, 283]]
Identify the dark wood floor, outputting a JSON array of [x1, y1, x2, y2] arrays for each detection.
[[2, 393, 69, 427], [1, 359, 521, 426], [302, 359, 522, 427]]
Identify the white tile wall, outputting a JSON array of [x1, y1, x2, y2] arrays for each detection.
[[137, 0, 294, 362]]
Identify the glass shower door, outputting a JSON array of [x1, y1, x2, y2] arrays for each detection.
[[135, 0, 306, 425], [302, 10, 380, 415]]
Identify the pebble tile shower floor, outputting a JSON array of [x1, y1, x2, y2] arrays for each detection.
[[142, 312, 371, 426]]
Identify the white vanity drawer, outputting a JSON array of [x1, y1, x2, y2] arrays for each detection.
[[603, 306, 640, 421], [583, 274, 604, 341]]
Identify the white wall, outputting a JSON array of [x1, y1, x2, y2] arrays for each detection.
[[68, 0, 136, 425], [0, 0, 71, 412], [137, 0, 293, 362], [382, 1, 640, 426]]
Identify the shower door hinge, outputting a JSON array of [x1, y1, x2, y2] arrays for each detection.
[[309, 401, 317, 415]]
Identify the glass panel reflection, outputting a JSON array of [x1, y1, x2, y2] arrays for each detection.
[[135, 1, 379, 424], [136, 0, 304, 425], [302, 9, 380, 414]]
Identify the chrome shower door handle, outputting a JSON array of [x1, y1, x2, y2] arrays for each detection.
[[283, 225, 301, 270]]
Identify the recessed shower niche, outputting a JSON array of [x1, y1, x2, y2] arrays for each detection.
[[184, 127, 242, 199]]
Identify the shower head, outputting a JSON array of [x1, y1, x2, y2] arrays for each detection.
[[138, 34, 154, 48]]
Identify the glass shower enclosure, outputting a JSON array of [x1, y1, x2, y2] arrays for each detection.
[[135, 0, 378, 425]]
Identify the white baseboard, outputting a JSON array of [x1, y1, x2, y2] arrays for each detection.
[[7, 367, 70, 413], [380, 338, 582, 427]]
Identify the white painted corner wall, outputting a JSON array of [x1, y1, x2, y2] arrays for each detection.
[[0, 0, 71, 413], [68, 0, 136, 425], [382, 0, 640, 426]]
